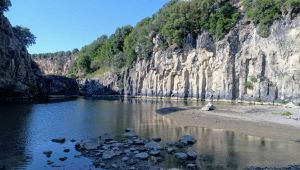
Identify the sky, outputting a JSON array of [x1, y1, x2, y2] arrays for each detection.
[[5, 0, 168, 54]]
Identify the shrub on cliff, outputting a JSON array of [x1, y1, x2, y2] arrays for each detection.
[[0, 0, 11, 13], [70, 0, 240, 77], [13, 26, 36, 47], [243, 0, 300, 37]]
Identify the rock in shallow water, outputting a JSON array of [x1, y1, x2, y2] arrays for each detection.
[[59, 157, 68, 161], [187, 151, 197, 160], [102, 150, 115, 160], [175, 152, 188, 160], [135, 152, 149, 160], [51, 138, 66, 144], [179, 135, 197, 146], [43, 151, 52, 158], [152, 137, 161, 142], [150, 150, 160, 156], [145, 142, 162, 150]]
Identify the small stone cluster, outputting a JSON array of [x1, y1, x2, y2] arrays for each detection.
[[74, 128, 199, 170]]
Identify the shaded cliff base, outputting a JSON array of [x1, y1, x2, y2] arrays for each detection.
[[159, 104, 300, 141]]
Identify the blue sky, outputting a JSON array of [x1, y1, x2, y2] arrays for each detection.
[[6, 0, 168, 54]]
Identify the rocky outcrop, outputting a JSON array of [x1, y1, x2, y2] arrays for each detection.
[[81, 14, 300, 102], [0, 13, 79, 101], [33, 54, 76, 76], [41, 75, 79, 96], [0, 14, 43, 99]]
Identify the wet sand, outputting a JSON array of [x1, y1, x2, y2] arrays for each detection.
[[158, 104, 300, 141]]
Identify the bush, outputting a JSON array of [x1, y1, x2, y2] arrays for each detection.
[[249, 76, 258, 83], [0, 0, 11, 13], [245, 81, 254, 90], [13, 26, 36, 47], [208, 3, 240, 40], [243, 0, 300, 37]]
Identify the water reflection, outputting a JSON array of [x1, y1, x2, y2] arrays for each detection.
[[0, 97, 299, 169], [0, 104, 33, 169]]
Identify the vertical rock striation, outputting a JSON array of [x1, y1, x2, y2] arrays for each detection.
[[82, 15, 300, 102]]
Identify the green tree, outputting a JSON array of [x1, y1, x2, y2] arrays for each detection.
[[13, 26, 36, 47], [0, 0, 11, 13]]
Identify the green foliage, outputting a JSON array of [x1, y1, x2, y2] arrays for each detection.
[[13, 26, 36, 47], [243, 0, 300, 37], [0, 0, 11, 12], [71, 0, 241, 77], [208, 3, 239, 40], [31, 50, 77, 59], [272, 111, 293, 116], [249, 76, 258, 83], [245, 81, 254, 90]]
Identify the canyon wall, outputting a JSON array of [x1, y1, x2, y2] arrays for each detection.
[[34, 54, 76, 76], [0, 14, 43, 99], [82, 14, 300, 102], [0, 14, 79, 100]]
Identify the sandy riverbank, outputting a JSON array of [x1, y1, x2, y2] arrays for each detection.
[[157, 104, 300, 141]]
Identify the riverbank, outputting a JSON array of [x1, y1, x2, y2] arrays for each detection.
[[159, 104, 300, 141]]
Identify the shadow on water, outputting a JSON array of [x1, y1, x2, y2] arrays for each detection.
[[0, 104, 33, 169]]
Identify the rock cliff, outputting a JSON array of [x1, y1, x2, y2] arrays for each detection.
[[0, 13, 79, 101], [81, 14, 300, 102], [0, 14, 43, 99], [33, 54, 76, 76]]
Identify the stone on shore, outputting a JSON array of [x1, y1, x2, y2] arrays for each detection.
[[201, 102, 215, 111]]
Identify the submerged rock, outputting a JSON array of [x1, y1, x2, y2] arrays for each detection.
[[102, 150, 115, 160], [150, 150, 160, 156], [43, 151, 53, 158], [59, 157, 68, 161], [51, 138, 66, 144], [63, 149, 70, 153]]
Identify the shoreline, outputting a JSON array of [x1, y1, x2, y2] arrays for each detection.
[[159, 104, 300, 141]]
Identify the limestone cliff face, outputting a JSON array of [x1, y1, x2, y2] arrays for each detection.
[[0, 14, 43, 99], [82, 14, 300, 102], [34, 55, 76, 76]]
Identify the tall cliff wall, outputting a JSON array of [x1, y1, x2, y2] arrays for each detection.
[[33, 55, 76, 76], [81, 14, 300, 102], [0, 13, 79, 100], [0, 14, 44, 99]]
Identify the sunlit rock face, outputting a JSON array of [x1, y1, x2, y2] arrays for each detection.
[[82, 14, 300, 102], [34, 55, 76, 76]]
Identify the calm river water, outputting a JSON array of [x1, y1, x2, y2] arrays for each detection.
[[0, 97, 300, 170]]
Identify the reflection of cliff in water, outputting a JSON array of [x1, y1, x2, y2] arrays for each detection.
[[0, 104, 33, 169]]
